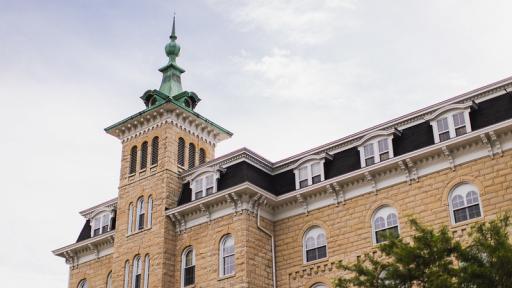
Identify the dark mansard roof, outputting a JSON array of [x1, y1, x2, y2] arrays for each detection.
[[177, 90, 512, 206]]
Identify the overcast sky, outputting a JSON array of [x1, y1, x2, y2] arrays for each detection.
[[2, 0, 512, 286]]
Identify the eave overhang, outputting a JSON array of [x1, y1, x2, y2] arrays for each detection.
[[52, 230, 115, 265]]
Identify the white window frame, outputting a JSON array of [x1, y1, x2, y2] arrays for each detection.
[[91, 211, 112, 237], [106, 272, 112, 288], [372, 206, 400, 244], [124, 261, 130, 288], [311, 284, 328, 288], [219, 234, 235, 277], [428, 108, 472, 143], [128, 203, 133, 234], [147, 196, 153, 228], [358, 136, 394, 168], [191, 172, 219, 201], [143, 255, 150, 288], [181, 247, 195, 287], [293, 160, 327, 190], [303, 226, 328, 263], [136, 198, 145, 231], [132, 256, 142, 288], [448, 183, 483, 225], [78, 279, 88, 288]]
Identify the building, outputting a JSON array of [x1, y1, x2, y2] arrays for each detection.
[[53, 18, 512, 288]]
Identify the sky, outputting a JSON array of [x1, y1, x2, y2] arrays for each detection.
[[1, 0, 512, 286]]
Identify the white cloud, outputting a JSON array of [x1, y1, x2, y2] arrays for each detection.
[[209, 0, 357, 44]]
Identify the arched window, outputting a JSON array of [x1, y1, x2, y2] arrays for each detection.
[[303, 226, 327, 262], [92, 211, 111, 237], [182, 247, 195, 286], [311, 284, 328, 288], [129, 146, 138, 174], [106, 272, 112, 288], [147, 196, 153, 227], [372, 206, 400, 244], [124, 260, 130, 288], [143, 254, 150, 288], [188, 143, 196, 169], [151, 137, 159, 166], [78, 279, 88, 288], [449, 183, 482, 224], [132, 256, 142, 288], [128, 203, 134, 234], [140, 141, 148, 170], [136, 198, 145, 231], [220, 235, 235, 276], [177, 138, 185, 166], [199, 148, 206, 165]]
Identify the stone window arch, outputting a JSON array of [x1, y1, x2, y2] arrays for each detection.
[[77, 279, 88, 288], [220, 234, 235, 276], [303, 226, 327, 263], [129, 145, 138, 174], [188, 143, 196, 169], [449, 183, 483, 224], [182, 247, 195, 287], [140, 141, 148, 170], [151, 136, 159, 165], [372, 206, 400, 244], [132, 256, 142, 288]]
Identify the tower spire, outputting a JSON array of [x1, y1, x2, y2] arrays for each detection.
[[159, 14, 185, 96]]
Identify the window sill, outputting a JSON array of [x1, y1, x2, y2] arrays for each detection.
[[126, 226, 151, 237], [218, 273, 236, 281], [302, 257, 329, 267], [184, 285, 195, 288], [450, 216, 483, 229]]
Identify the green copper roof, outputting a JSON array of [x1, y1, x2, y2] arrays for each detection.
[[159, 16, 184, 97], [104, 90, 232, 137]]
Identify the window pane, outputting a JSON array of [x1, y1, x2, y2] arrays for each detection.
[[453, 208, 469, 223], [365, 157, 375, 166], [195, 191, 203, 200], [466, 191, 479, 205], [451, 195, 465, 209], [379, 152, 389, 161], [311, 163, 321, 176], [378, 139, 388, 153], [206, 187, 214, 195], [177, 138, 185, 166], [184, 266, 195, 286], [298, 166, 308, 180], [299, 179, 308, 188], [188, 143, 196, 169], [316, 246, 327, 259], [439, 131, 451, 142], [453, 112, 465, 127], [467, 204, 481, 220], [140, 142, 148, 170], [437, 117, 449, 132], [311, 175, 321, 184], [364, 143, 374, 157], [185, 250, 193, 267], [305, 236, 315, 250], [223, 255, 235, 275], [386, 213, 398, 226], [455, 126, 467, 136], [205, 175, 214, 186], [316, 233, 326, 246], [130, 146, 137, 174], [138, 213, 145, 230], [374, 216, 385, 230], [151, 137, 159, 165], [93, 228, 100, 236], [306, 249, 317, 262]]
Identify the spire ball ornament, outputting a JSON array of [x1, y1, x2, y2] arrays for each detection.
[[165, 15, 181, 62]]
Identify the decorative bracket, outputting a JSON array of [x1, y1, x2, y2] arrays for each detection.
[[296, 194, 308, 215], [442, 146, 455, 171], [199, 203, 211, 222], [405, 158, 418, 183], [398, 160, 411, 184], [364, 172, 377, 194], [489, 131, 503, 157], [87, 243, 99, 259], [170, 212, 185, 234], [326, 184, 339, 206], [332, 182, 345, 205], [248, 194, 262, 214], [230, 192, 242, 213], [480, 133, 494, 158]]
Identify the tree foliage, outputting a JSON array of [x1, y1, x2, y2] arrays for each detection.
[[334, 214, 512, 288]]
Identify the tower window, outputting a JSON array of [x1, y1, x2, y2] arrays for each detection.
[[128, 203, 133, 234], [147, 196, 153, 228], [182, 247, 195, 286], [129, 146, 138, 174], [124, 261, 130, 288], [199, 148, 206, 165], [140, 141, 148, 170], [188, 143, 196, 169], [151, 137, 159, 166], [132, 256, 142, 288], [136, 198, 145, 231], [177, 138, 185, 167], [143, 254, 150, 288]]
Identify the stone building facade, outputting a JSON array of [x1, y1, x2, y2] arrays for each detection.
[[53, 19, 512, 288]]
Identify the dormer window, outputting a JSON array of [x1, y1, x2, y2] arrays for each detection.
[[293, 153, 332, 190], [91, 212, 111, 237], [358, 136, 394, 168], [427, 103, 474, 143], [191, 173, 216, 200]]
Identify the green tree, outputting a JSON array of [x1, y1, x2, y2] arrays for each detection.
[[457, 214, 512, 288], [335, 219, 461, 288]]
